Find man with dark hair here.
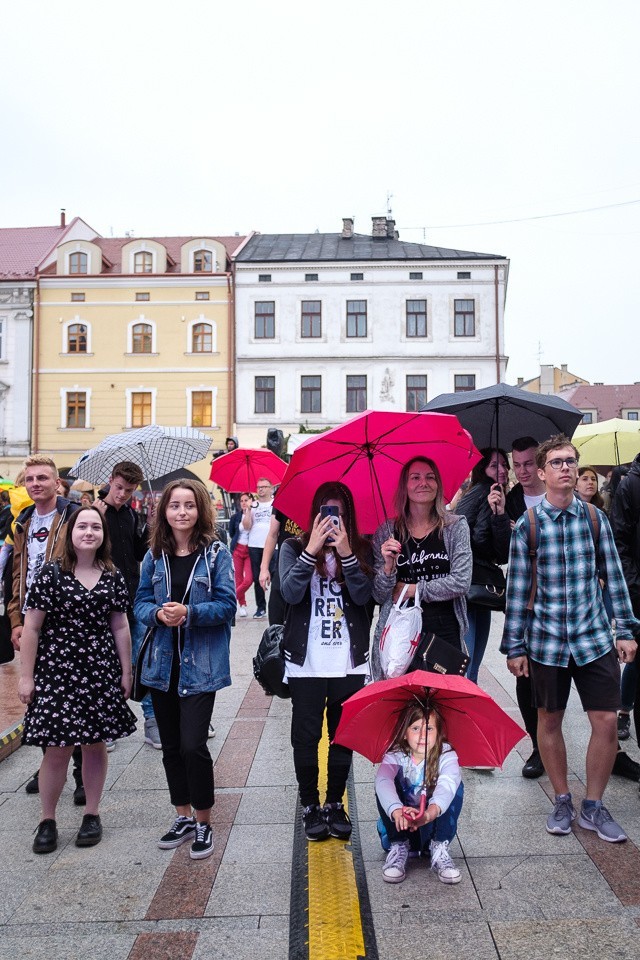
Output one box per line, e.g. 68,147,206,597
502,435,639,842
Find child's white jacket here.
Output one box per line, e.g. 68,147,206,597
375,744,461,818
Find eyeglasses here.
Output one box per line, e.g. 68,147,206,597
545,457,579,470
257,485,272,491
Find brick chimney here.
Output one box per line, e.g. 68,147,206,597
517,377,524,386
371,216,387,238
341,217,354,239
60,208,66,228
386,218,398,239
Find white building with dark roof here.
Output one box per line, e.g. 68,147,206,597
233,216,509,446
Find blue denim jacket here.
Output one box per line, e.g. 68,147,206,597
134,542,236,696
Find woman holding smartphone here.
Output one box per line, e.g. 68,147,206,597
279,481,374,843
455,449,512,683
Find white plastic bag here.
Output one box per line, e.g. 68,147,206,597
379,585,423,679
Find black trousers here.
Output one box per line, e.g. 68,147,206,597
288,674,365,808
151,685,216,811
248,547,266,612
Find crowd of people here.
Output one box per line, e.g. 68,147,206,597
1,432,639,888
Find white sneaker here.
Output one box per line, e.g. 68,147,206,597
237,606,248,618
207,723,215,739
106,740,116,753
382,840,410,883
144,717,162,749
429,839,461,884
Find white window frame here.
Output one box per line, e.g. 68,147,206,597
186,386,217,429
187,316,217,354
128,245,157,274
0,316,5,361
62,316,92,354
127,316,157,354
126,387,157,428
60,386,92,429
66,247,91,275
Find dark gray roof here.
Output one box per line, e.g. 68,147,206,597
235,233,505,263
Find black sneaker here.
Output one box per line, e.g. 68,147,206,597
158,815,197,849
253,609,266,620
25,771,40,795
190,822,214,860
617,713,631,741
323,802,352,840
302,803,330,841
75,814,102,847
612,750,640,782
32,818,58,854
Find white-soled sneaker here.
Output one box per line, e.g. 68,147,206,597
382,840,410,883
158,815,197,849
237,606,248,618
144,717,163,749
429,839,461,884
190,822,214,860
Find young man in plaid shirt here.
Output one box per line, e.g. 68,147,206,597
501,435,639,842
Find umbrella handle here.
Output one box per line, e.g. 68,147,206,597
402,792,427,821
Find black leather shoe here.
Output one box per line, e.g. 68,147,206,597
522,748,545,779
25,771,40,795
73,783,86,806
33,819,58,854
612,750,640,782
75,814,102,847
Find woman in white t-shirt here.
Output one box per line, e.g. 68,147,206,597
279,481,374,844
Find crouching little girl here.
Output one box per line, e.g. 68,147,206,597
375,702,463,884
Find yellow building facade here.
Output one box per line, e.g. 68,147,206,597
34,234,244,485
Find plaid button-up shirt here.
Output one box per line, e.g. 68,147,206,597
501,496,639,666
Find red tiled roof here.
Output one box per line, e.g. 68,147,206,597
0,225,70,280
559,383,640,419
55,236,247,275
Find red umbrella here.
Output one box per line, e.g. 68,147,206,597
273,410,480,535
334,670,525,769
209,448,287,492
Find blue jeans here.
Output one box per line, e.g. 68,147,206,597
620,659,637,713
130,615,154,720
464,603,492,684
377,782,464,851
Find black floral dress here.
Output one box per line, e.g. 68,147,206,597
22,563,137,747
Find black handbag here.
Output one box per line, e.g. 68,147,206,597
409,631,470,676
468,560,507,611
253,624,291,699
131,626,155,702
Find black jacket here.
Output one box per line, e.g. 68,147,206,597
456,482,511,567
505,483,527,523
610,453,640,619
102,502,148,602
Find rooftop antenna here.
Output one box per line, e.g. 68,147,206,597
386,191,394,219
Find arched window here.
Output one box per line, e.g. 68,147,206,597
193,249,213,273
192,322,213,353
132,322,153,354
69,252,88,275
134,251,153,273
67,323,88,353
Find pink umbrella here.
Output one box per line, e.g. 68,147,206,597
209,448,287,492
273,410,480,534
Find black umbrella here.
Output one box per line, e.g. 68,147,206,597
422,383,583,452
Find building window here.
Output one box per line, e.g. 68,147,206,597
406,300,427,338
67,323,88,353
192,322,212,353
195,291,210,300
457,271,471,280
258,274,272,282
191,391,212,427
581,412,593,424
409,271,423,280
131,391,153,427
136,292,150,302
132,323,153,354
255,376,275,414
406,375,428,412
255,301,275,338
305,273,319,282
69,252,88,275
346,375,367,413
346,300,367,337
454,374,476,393
66,391,87,428
301,301,322,338
134,251,153,274
454,299,475,337
627,411,639,421
350,272,364,281
301,376,321,413
71,292,85,302
194,249,213,272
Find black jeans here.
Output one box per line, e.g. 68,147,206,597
288,674,366,808
248,546,266,612
151,685,216,811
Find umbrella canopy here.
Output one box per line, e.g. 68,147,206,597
334,670,525,768
68,425,212,486
572,417,640,466
273,410,480,535
209,448,287,492
423,383,583,451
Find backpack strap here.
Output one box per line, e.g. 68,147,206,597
581,500,602,576
524,507,540,612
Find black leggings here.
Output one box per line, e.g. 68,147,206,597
151,685,216,811
288,674,365,808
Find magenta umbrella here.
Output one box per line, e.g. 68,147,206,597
209,448,287,492
273,410,480,534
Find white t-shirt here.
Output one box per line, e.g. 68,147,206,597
247,500,273,549
25,507,57,596
286,553,367,679
524,492,545,509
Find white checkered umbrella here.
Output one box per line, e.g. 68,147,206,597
68,426,212,486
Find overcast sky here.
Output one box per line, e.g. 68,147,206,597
2,0,638,386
